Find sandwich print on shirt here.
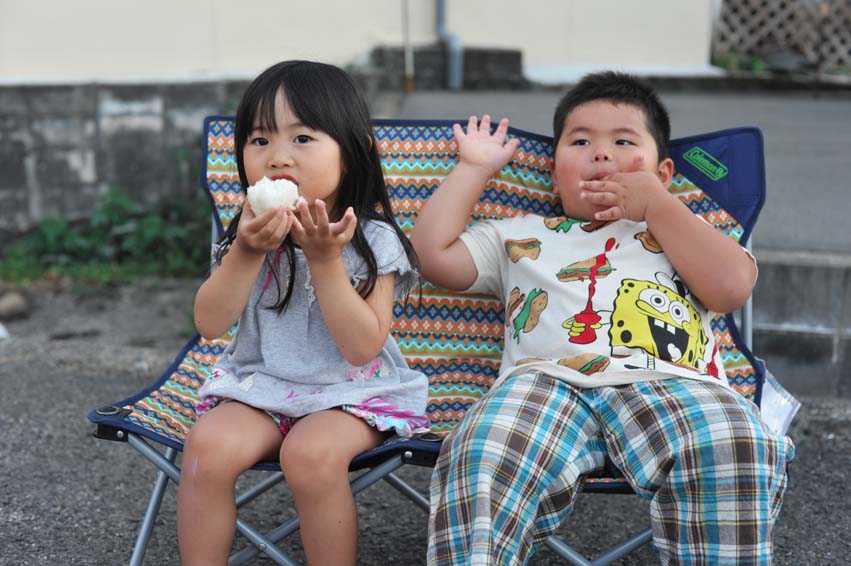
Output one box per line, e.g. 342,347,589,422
464,213,727,387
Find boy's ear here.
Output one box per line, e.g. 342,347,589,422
656,157,674,187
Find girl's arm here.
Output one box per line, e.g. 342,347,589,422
410,115,520,291
291,200,394,366
194,206,293,339
309,257,397,367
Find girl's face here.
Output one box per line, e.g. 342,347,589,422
242,90,344,216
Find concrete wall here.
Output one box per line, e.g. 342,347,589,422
0,0,714,85
754,252,851,398
0,81,248,239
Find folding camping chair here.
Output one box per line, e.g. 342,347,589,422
89,116,767,566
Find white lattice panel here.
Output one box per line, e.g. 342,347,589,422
715,0,851,73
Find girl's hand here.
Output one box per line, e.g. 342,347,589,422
291,199,357,263
454,115,520,176
235,203,293,254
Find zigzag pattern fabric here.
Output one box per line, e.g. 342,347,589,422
118,118,758,444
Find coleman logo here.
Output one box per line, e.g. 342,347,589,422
683,146,728,181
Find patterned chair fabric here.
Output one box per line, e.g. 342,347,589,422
86,118,767,566
96,117,766,452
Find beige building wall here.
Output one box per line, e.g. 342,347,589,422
0,0,436,83
0,0,715,84
449,0,718,83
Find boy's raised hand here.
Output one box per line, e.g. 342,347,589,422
454,115,520,175
290,198,357,263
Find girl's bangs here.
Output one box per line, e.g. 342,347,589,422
251,88,281,134
249,84,323,137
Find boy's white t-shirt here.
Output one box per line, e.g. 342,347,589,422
459,213,742,389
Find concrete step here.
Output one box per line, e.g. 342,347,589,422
752,249,851,398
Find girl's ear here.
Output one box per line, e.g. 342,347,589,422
656,157,674,187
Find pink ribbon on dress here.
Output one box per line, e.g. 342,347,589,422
261,246,285,291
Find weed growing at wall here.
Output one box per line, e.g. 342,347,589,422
0,188,212,284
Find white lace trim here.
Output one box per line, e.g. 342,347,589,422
304,264,316,306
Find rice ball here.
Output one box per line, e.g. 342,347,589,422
246,176,302,215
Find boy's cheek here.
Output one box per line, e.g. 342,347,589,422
626,155,646,172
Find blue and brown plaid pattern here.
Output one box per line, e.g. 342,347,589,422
428,373,793,566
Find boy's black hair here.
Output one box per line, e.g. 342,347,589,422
217,60,419,312
552,71,671,161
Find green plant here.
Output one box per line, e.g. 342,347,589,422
750,57,767,73
0,187,212,284
712,49,740,72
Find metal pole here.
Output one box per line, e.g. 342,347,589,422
742,239,753,350
402,0,414,93
128,443,177,566
436,0,463,90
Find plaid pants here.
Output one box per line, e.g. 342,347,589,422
427,372,794,566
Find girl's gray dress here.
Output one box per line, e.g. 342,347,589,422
197,220,429,432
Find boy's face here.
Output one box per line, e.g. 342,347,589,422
552,100,672,221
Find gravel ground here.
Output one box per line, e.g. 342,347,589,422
0,278,849,565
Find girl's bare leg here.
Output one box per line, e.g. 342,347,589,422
177,402,282,566
279,410,384,566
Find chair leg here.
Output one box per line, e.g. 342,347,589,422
236,472,284,508
384,472,430,511
544,526,653,566
126,434,296,566
229,455,407,565
128,444,177,566
233,519,300,566
590,527,652,565
544,536,595,566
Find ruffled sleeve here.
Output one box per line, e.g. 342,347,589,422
209,242,227,272
348,220,419,300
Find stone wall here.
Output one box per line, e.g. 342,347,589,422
753,252,851,398
0,46,526,245
370,45,528,91
0,80,249,244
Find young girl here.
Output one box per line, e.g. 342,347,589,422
177,60,429,566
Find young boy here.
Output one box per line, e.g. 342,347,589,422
411,72,793,566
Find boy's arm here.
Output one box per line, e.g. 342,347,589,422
581,167,756,313
643,193,756,313
410,116,520,291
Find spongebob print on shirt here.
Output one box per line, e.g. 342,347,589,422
609,273,708,370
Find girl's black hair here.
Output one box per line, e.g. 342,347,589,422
215,60,419,312
552,71,671,161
